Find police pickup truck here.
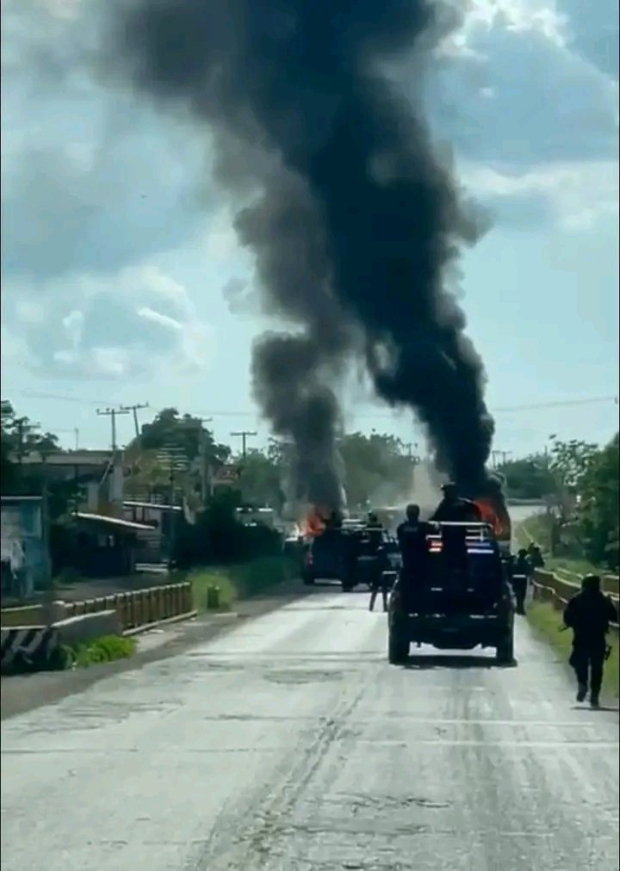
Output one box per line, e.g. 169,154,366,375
387,522,514,665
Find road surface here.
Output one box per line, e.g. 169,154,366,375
2,588,618,871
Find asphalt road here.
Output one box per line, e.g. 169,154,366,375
2,587,618,871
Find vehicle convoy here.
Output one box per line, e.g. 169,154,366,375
387,522,515,665
302,522,400,591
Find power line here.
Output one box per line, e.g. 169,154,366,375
6,388,619,419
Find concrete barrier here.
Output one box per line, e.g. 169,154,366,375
54,611,122,647
0,604,46,628
1,626,57,671
2,581,194,632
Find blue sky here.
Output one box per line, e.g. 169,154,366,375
1,0,618,457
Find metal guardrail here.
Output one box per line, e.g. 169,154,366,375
1,582,194,632
531,569,618,634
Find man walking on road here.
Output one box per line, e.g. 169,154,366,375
510,548,532,615
563,574,618,708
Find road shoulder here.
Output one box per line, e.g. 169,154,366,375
0,579,311,721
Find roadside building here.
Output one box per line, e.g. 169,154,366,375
0,496,49,601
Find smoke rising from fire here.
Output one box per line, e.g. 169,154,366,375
107,0,495,501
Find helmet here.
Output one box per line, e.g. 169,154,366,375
582,573,601,592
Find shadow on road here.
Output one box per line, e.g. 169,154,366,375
402,654,518,670
571,704,619,714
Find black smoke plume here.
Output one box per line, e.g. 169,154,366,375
107,0,495,500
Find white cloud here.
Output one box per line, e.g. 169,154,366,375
2,264,214,381
14,298,45,325
442,0,569,57
0,324,34,369
62,309,84,346
137,307,183,331
461,160,619,229
90,346,129,377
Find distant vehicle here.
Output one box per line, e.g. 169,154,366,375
387,522,514,665
303,523,401,592
235,506,275,528
302,526,352,589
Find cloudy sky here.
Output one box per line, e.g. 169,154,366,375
1,0,618,456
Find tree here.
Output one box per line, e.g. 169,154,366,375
339,431,415,509
497,454,556,500
138,407,229,466
236,448,283,509
123,407,231,507
577,434,619,570
548,438,599,491
543,438,599,556
1,400,63,495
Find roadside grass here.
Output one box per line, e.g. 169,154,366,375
516,519,618,589
189,554,299,612
526,600,619,700
58,635,136,670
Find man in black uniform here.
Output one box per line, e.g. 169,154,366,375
395,504,431,608
366,513,389,611
430,483,483,523
564,574,618,708
510,548,532,615
397,504,430,575
527,542,545,569
430,484,482,580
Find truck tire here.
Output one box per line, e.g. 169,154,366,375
496,630,514,664
388,633,409,665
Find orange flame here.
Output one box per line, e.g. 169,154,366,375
301,506,328,537
474,498,508,538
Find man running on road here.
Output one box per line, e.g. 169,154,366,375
564,574,618,708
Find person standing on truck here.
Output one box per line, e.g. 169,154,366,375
563,574,618,708
430,484,481,579
397,504,431,580
431,483,483,523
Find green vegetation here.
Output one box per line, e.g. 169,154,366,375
526,601,618,700
1,399,81,516
56,635,136,670
190,555,299,612
510,436,619,573
498,454,557,501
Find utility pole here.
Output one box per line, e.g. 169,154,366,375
491,450,512,469
230,430,257,459
97,407,130,453
14,416,40,465
120,403,149,439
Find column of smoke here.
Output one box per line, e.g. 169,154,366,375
107,0,495,505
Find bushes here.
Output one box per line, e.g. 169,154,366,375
58,635,136,669
190,555,298,612
173,490,284,569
